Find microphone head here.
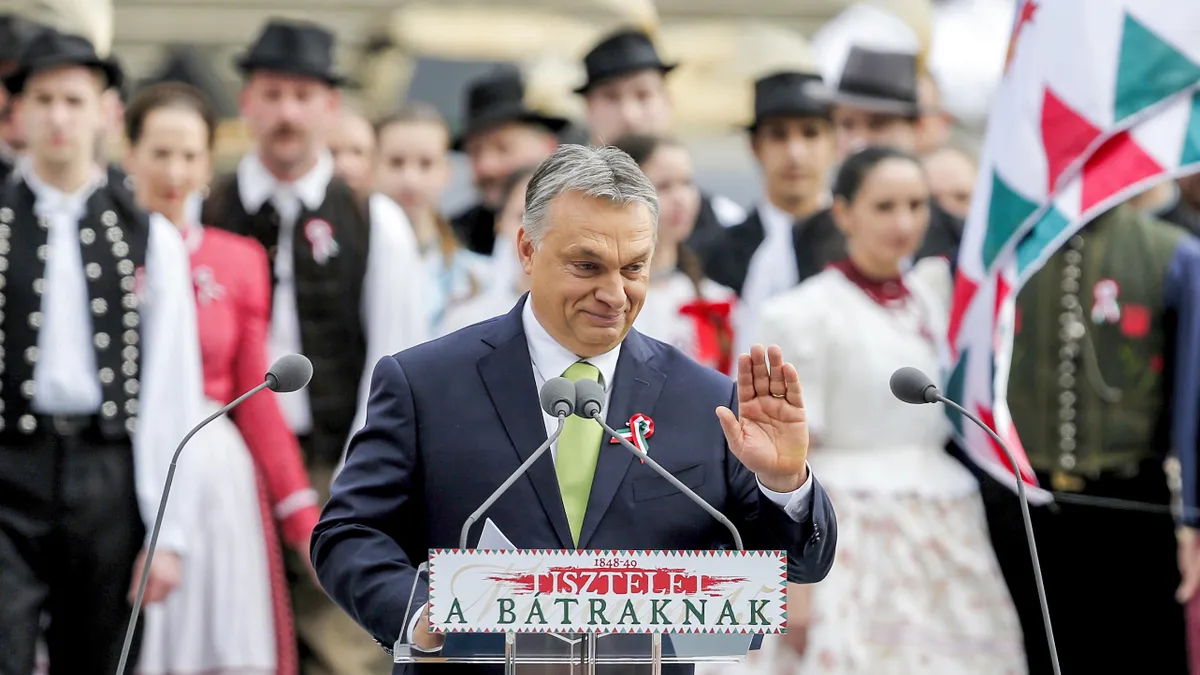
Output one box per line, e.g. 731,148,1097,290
539,377,576,418
266,354,314,393
573,378,605,419
889,366,940,405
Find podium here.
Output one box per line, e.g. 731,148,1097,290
395,548,786,673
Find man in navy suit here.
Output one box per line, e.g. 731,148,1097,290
312,144,837,671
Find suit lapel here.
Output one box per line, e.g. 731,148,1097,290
477,298,573,549
577,329,666,549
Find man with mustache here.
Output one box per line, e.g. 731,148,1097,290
449,66,567,255
201,18,428,675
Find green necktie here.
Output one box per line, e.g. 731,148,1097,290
556,361,603,546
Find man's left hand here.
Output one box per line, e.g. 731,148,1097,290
716,344,809,492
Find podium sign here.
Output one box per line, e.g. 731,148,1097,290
427,549,787,635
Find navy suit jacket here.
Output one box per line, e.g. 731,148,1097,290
312,297,837,673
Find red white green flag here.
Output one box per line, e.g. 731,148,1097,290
946,0,1200,499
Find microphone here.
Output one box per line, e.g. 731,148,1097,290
889,367,1061,675
266,352,315,393
115,354,314,675
457,376,576,549
573,379,746,551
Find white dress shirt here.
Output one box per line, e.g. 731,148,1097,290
22,161,205,553
235,152,429,445
406,297,815,648
709,193,748,228
734,200,802,359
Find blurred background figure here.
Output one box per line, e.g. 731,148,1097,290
124,80,318,675
450,66,565,255
1156,174,1200,237
0,28,205,675
616,132,736,374
916,72,953,154
922,143,976,220
436,163,536,336
327,102,375,199
200,18,424,675
576,28,745,246
374,103,491,332
701,71,836,358
0,13,47,175
820,46,963,263
756,147,1023,673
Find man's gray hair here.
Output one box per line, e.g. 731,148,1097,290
522,144,659,247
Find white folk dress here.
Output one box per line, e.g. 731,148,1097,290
723,258,1026,675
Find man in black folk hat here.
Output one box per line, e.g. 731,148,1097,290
576,27,746,248
449,66,566,255
201,18,426,675
0,30,206,675
698,71,837,356
822,46,964,262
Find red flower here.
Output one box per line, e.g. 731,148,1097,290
1150,355,1164,373
1120,304,1151,338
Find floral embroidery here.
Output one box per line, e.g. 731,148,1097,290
193,265,225,306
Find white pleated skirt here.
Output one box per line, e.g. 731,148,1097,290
136,400,276,675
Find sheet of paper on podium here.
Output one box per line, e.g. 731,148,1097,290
479,518,515,550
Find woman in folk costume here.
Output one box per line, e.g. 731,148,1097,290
123,83,319,675
754,147,1024,673
374,103,491,331
613,134,737,374
435,164,537,336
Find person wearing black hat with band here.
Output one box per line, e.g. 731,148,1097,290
0,29,206,675
824,46,963,263
449,66,566,256
698,71,838,357
200,18,425,675
576,28,746,248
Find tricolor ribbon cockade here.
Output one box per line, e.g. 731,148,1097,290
610,413,654,462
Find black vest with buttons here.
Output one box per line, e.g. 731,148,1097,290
203,173,369,464
0,176,149,442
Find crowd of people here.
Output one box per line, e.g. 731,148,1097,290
0,6,1199,675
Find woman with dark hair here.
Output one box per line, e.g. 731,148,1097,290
123,82,317,675
614,134,736,374
753,147,1024,673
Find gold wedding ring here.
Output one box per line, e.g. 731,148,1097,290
771,393,786,398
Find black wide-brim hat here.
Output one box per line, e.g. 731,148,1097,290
235,19,347,87
832,46,920,118
3,30,123,96
745,71,833,132
0,14,51,65
452,67,570,151
574,28,677,95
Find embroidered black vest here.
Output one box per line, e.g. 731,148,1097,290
203,173,370,464
0,177,149,442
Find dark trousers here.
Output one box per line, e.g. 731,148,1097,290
980,460,1186,675
291,437,392,675
0,419,145,675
